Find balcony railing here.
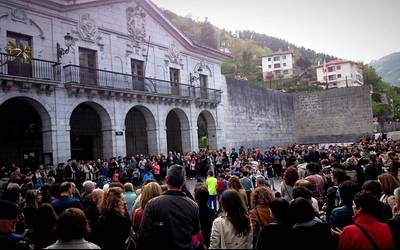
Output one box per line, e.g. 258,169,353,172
63,64,221,102
0,53,61,81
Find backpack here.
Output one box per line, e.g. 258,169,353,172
217,179,227,194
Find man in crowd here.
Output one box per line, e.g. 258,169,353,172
51,182,82,215
137,165,200,249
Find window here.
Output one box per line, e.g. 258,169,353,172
79,47,97,85
337,74,342,79
268,57,271,61
328,75,336,81
282,55,286,59
6,31,32,77
273,56,280,61
268,65,271,69
328,66,335,72
336,65,341,70
283,63,287,67
275,70,281,74
274,63,281,69
199,74,208,99
169,68,180,95
283,70,289,74
131,59,145,90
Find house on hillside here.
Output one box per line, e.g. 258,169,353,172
261,51,294,81
316,60,364,88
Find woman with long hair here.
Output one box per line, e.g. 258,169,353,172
132,182,162,233
210,189,252,249
92,187,131,249
378,173,400,210
281,167,299,202
228,176,248,208
249,187,274,246
23,189,41,229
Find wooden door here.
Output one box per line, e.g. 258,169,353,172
79,48,97,85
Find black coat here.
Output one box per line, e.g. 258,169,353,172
137,191,200,250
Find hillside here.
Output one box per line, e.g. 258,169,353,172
159,7,400,118
370,52,400,87
160,9,335,85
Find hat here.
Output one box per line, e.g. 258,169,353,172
0,200,18,219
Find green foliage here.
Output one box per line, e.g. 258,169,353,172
221,61,236,75
199,18,218,49
6,42,32,62
372,101,384,117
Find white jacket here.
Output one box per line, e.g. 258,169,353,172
209,215,252,249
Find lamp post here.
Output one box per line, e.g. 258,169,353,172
56,33,74,63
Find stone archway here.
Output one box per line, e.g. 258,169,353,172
0,97,52,169
166,108,191,153
69,102,113,160
197,110,217,150
125,105,157,156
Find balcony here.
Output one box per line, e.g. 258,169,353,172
0,53,60,93
63,64,221,106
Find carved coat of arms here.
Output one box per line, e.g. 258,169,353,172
78,14,98,42
126,6,146,43
166,42,181,64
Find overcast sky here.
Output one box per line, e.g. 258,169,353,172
152,0,400,63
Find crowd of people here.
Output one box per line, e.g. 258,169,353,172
0,135,400,249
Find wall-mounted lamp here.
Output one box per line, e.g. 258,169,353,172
57,33,75,63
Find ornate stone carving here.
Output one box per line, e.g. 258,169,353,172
11,8,27,23
77,14,98,42
126,6,146,44
166,42,182,64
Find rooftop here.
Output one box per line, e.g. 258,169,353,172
262,51,293,58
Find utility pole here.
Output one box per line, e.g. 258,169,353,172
346,76,348,88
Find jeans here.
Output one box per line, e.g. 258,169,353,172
208,195,217,212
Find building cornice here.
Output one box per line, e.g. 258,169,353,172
18,0,231,61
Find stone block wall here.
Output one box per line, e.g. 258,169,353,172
223,78,373,147
293,85,373,144
223,78,295,149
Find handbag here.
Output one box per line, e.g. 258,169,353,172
124,228,137,250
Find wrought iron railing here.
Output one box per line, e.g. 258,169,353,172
0,53,61,81
63,64,222,102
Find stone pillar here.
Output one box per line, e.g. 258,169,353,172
147,128,159,154
181,127,192,153
56,125,72,163
102,129,114,159
42,128,57,164
159,126,168,155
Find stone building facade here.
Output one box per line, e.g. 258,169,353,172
0,0,373,167
0,0,229,166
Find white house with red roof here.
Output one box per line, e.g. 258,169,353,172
261,51,294,81
316,59,364,88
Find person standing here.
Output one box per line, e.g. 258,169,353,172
209,189,252,249
50,182,82,215
206,170,218,212
137,165,200,250
336,191,395,249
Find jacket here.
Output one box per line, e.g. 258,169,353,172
338,214,395,249
209,215,252,249
249,205,273,244
137,190,200,250
288,218,334,250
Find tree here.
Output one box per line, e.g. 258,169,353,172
199,18,218,49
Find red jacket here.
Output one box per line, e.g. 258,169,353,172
338,214,395,249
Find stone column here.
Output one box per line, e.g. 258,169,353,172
147,128,159,154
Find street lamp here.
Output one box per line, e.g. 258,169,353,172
57,33,74,63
